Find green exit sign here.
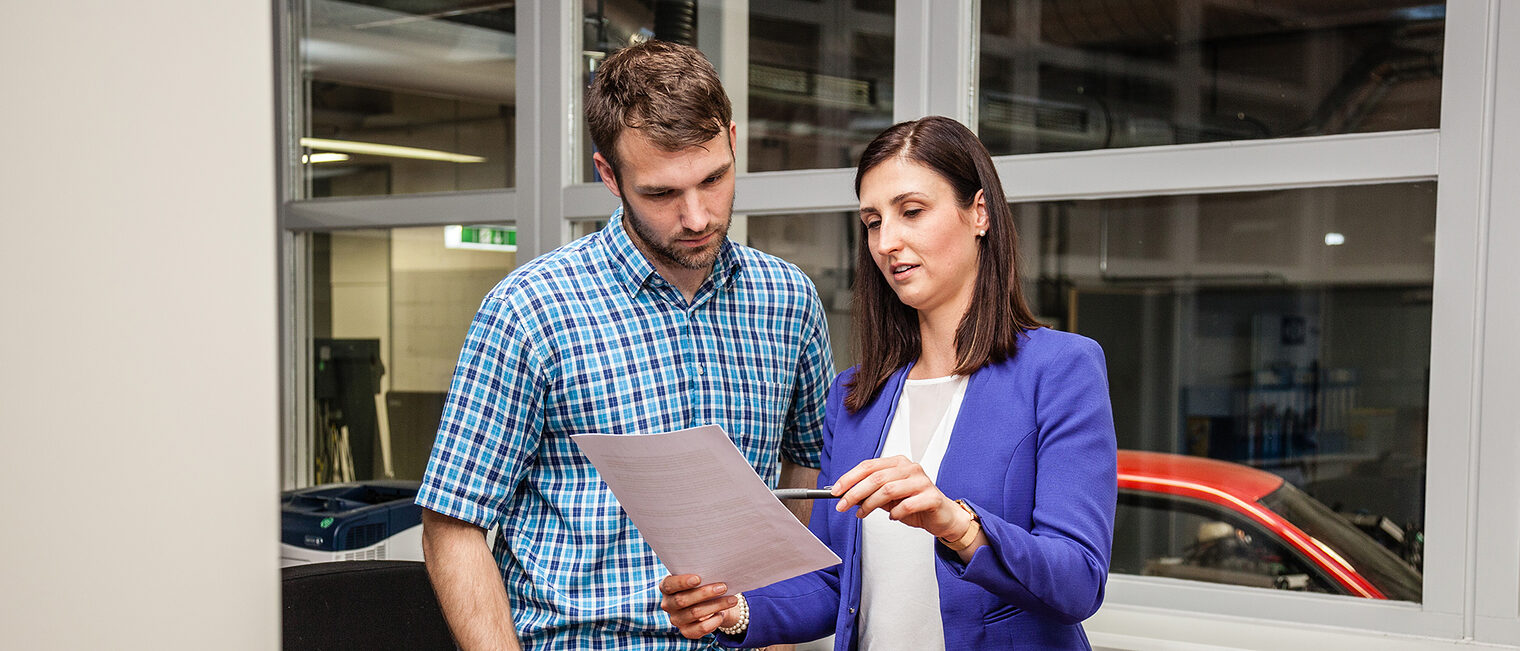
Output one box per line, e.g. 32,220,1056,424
445,225,516,252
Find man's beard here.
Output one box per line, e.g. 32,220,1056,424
622,200,732,270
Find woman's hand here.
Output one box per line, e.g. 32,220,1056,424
832,455,972,541
658,574,740,639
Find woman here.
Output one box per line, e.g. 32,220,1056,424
659,116,1117,649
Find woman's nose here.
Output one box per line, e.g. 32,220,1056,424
874,219,903,256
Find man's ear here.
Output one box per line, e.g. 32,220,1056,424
727,121,739,159
592,151,622,198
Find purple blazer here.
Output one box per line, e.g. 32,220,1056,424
718,327,1117,650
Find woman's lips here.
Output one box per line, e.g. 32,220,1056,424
890,263,919,280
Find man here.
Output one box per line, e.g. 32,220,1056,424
416,40,834,650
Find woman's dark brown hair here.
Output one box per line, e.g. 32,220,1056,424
845,116,1042,412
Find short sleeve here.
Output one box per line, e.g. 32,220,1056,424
415,294,548,529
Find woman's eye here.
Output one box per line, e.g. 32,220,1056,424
864,220,880,230
904,208,923,217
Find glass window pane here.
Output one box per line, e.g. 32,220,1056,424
1027,182,1433,600
748,0,895,171
301,0,516,198
579,0,718,184
746,212,859,367
747,185,1432,602
308,225,519,482
978,2,1445,155
1114,492,1340,594
577,0,893,183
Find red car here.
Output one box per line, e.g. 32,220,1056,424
1114,450,1422,601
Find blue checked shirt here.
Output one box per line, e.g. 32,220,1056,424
417,210,834,650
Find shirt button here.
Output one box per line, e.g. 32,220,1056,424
697,364,705,375
849,607,856,614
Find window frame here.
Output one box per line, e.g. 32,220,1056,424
275,0,1520,645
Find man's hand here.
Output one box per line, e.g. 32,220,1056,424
658,574,740,640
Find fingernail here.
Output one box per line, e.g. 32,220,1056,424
713,583,728,595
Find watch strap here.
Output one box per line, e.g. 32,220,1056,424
939,499,981,551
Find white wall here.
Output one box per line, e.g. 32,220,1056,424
330,230,392,394
0,3,279,649
388,227,517,392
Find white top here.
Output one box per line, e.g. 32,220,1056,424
857,374,969,651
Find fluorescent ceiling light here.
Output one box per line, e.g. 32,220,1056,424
1324,232,1346,246
302,152,351,164
300,137,486,163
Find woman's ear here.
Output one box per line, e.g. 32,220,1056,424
973,189,990,232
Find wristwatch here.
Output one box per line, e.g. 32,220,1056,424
939,499,982,551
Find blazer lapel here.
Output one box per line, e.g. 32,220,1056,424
867,363,914,459
934,369,984,498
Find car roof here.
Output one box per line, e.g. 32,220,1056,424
1116,450,1386,599
1112,450,1386,596
1117,449,1286,503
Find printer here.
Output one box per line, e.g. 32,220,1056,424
281,480,424,567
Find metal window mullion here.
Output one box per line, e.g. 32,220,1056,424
1104,575,1454,639
1424,0,1498,637
993,130,1438,203
697,0,750,175
519,0,577,260
698,0,752,244
734,168,858,216
895,0,927,119
895,0,977,126
1467,0,1520,643
564,183,619,220
584,130,1440,219
281,230,312,490
277,0,311,489
285,189,517,231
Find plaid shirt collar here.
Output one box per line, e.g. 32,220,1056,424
602,207,742,300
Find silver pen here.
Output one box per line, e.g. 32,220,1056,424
771,486,836,500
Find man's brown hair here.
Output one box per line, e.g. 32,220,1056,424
586,40,733,180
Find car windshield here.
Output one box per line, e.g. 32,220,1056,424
1259,482,1422,602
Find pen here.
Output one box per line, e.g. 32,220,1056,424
771,487,836,500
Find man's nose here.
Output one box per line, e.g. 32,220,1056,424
680,192,711,233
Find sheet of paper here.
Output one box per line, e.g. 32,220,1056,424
571,424,841,595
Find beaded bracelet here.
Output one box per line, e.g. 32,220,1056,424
717,593,749,636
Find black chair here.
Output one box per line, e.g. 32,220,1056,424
282,560,457,650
